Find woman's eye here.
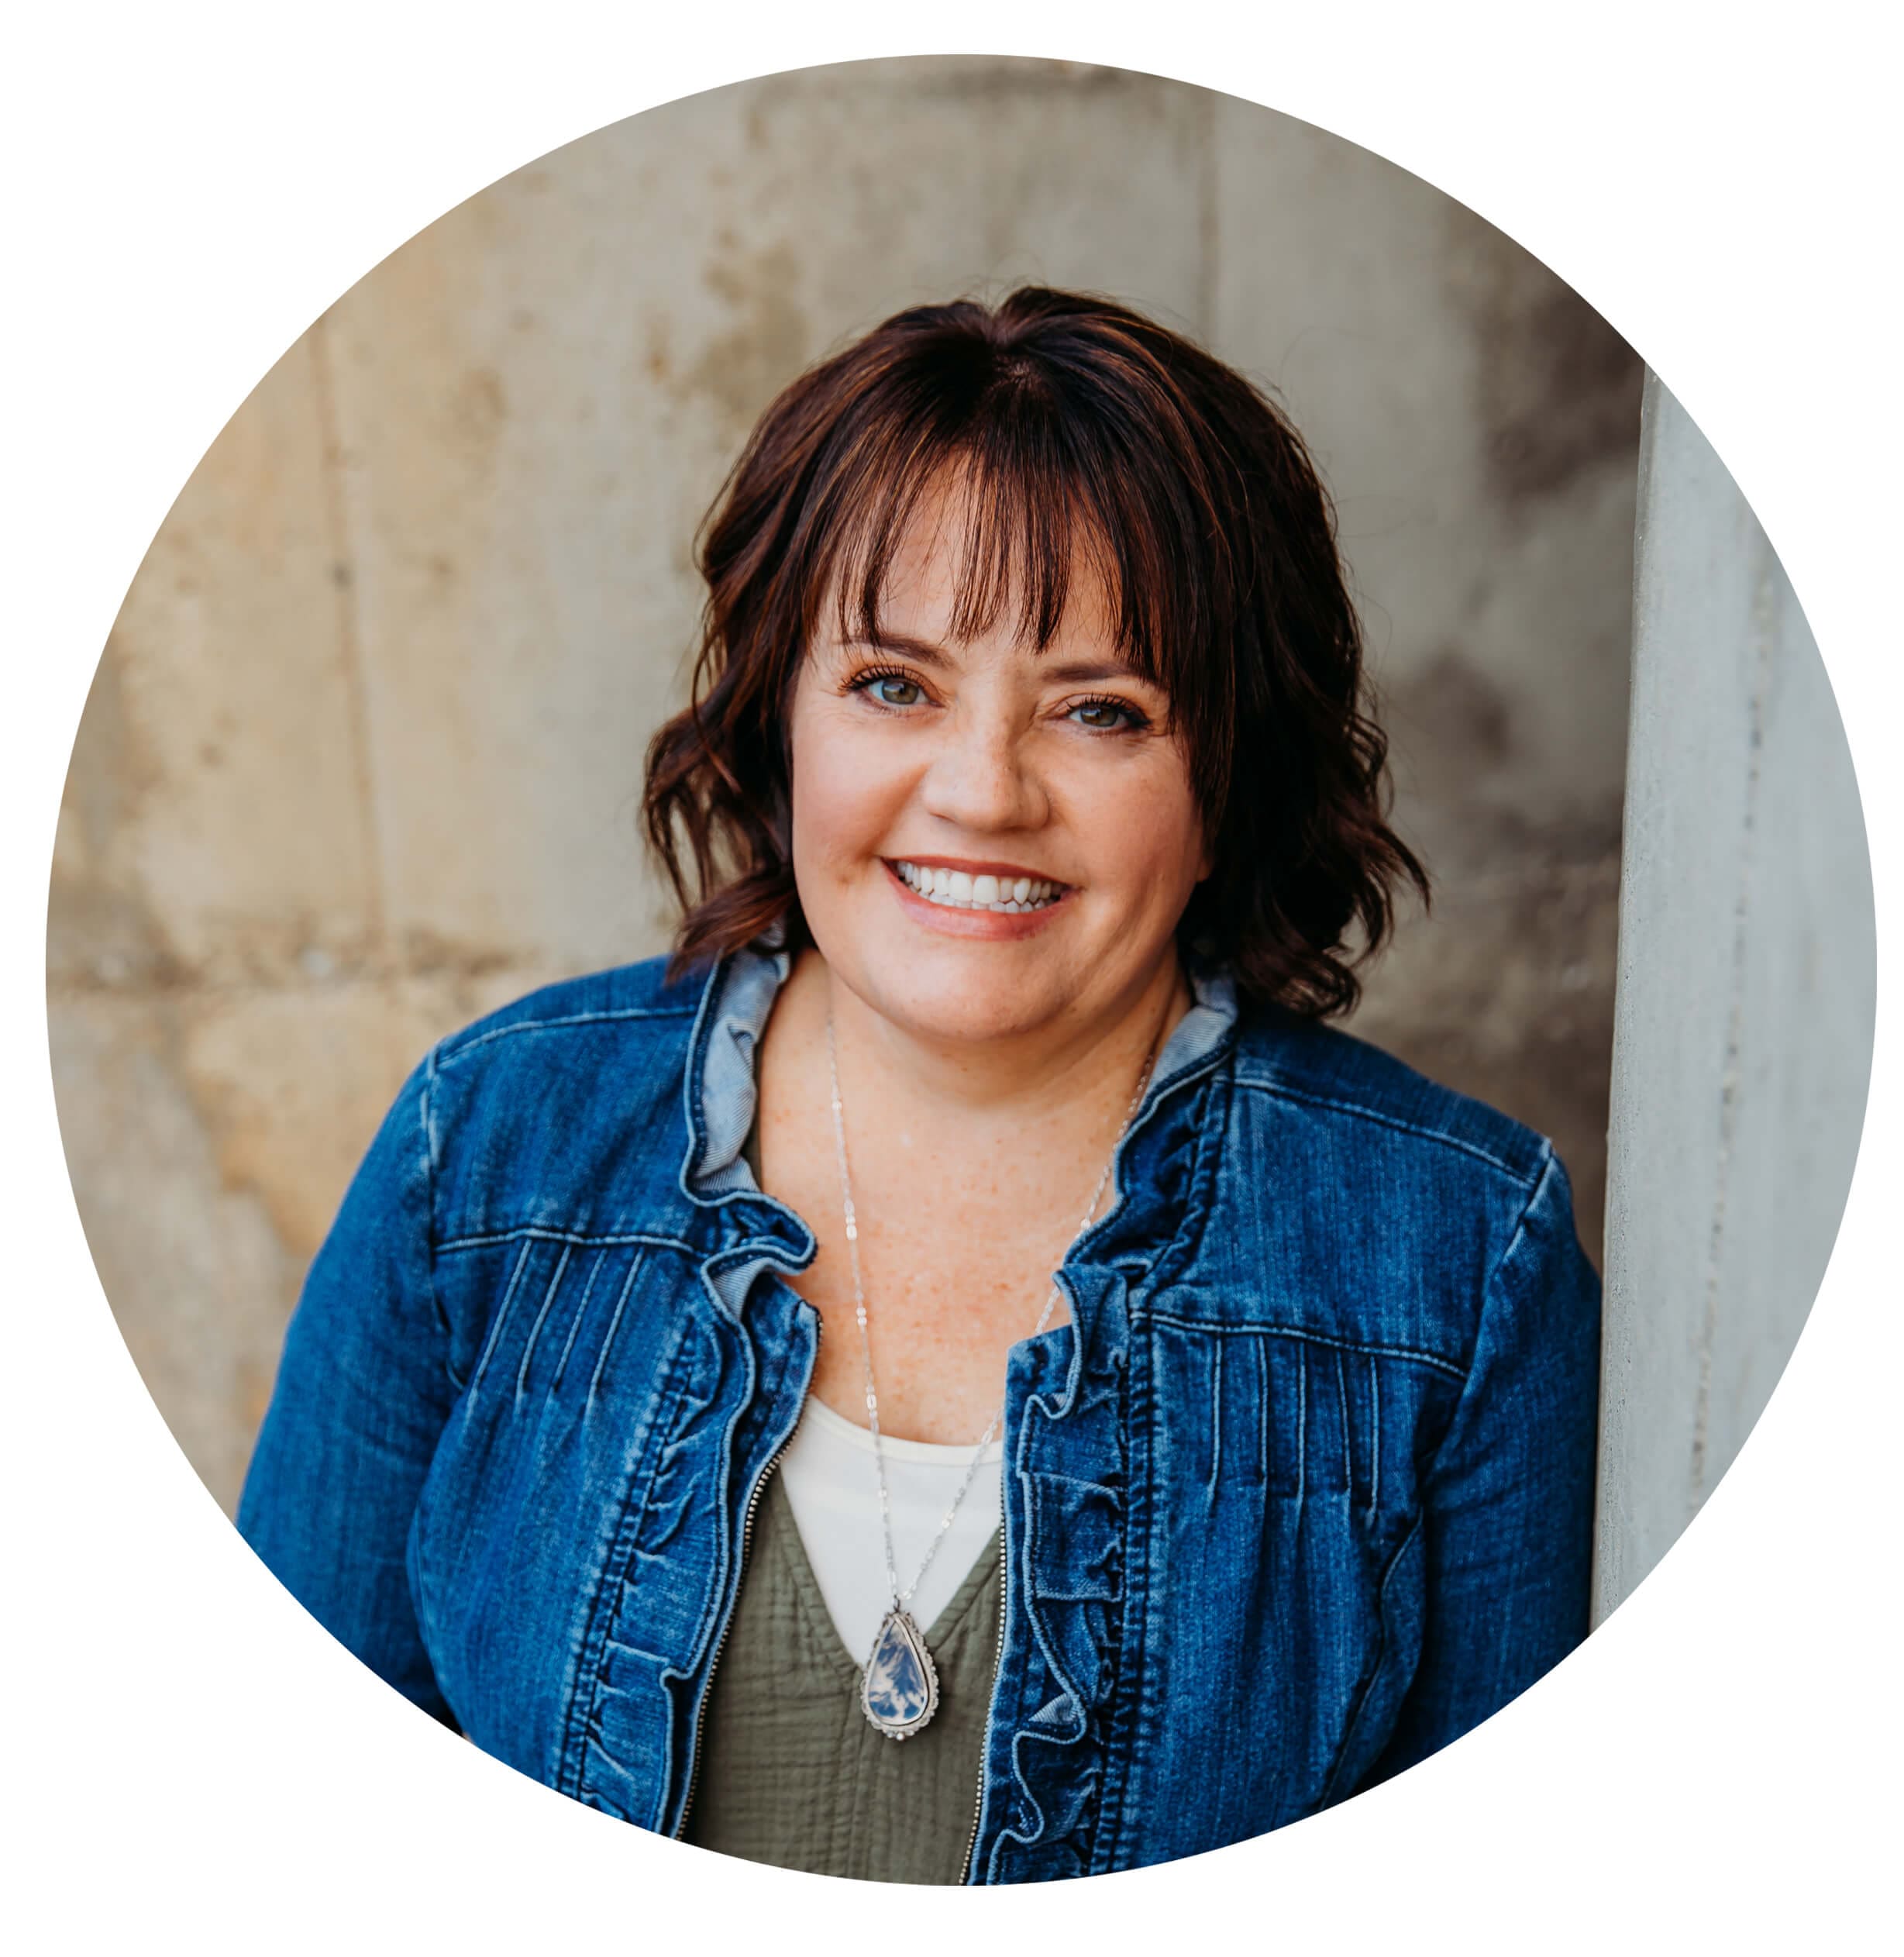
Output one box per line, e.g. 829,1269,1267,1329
1069,698,1139,731
862,674,924,707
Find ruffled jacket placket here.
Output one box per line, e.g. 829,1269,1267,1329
973,991,1237,1881
628,940,1244,1877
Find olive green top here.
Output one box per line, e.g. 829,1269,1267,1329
682,1473,1002,1882
680,1113,1003,1883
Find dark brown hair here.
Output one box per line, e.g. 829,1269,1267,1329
642,285,1427,1017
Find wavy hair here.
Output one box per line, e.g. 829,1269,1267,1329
642,285,1427,1017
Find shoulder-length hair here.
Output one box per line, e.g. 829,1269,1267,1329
642,284,1427,1018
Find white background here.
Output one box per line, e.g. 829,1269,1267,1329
5,3,1896,1948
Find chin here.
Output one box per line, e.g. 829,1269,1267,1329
884,988,1056,1047
853,935,1067,1042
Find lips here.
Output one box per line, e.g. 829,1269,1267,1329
888,859,1067,914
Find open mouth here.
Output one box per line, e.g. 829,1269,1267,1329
887,860,1070,915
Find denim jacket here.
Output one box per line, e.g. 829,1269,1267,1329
237,936,1602,1880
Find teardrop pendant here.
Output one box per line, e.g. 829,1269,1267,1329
860,1607,940,1740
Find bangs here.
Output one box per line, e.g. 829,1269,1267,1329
799,364,1212,717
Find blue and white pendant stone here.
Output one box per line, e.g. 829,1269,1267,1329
861,1608,940,1739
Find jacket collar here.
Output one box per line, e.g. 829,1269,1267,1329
675,921,813,1261
1070,949,1238,1273
676,925,1241,1266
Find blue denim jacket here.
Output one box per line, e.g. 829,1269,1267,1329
237,936,1601,1879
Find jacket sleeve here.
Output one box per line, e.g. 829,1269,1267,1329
1365,1141,1603,1783
235,1046,460,1724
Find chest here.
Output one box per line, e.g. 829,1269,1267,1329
753,1102,1114,1443
408,1237,1447,1871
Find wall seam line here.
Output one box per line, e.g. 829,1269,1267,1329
1687,528,1778,1506
309,313,396,1067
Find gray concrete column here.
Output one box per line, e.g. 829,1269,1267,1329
1592,374,1875,1623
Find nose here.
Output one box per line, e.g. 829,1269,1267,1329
916,700,1048,834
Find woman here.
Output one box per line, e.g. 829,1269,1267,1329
238,286,1602,1883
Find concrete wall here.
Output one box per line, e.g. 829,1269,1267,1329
46,57,1641,1514
1592,377,1875,1622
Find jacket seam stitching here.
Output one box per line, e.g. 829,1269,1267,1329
1134,1313,1466,1382
418,1041,451,1356
1456,1139,1558,1392
437,1226,696,1255
1481,1139,1559,1302
467,1236,535,1393
436,1003,697,1065
666,1294,807,1838
1230,1072,1543,1181
1094,1326,1152,1875
1320,1512,1424,1807
1422,1139,1560,1492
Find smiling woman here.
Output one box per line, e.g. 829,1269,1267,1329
236,287,1601,1883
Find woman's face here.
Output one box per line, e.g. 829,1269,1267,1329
787,484,1212,1050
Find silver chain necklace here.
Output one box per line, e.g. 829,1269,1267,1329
824,1011,1162,1740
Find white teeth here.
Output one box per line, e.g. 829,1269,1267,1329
893,862,1065,912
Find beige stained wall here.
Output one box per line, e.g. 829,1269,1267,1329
47,57,1642,1514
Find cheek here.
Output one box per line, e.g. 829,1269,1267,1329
1086,760,1206,891
789,703,902,867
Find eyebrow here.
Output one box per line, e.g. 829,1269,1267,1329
842,629,1151,690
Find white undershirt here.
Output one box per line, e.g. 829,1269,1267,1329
776,1393,1004,1666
